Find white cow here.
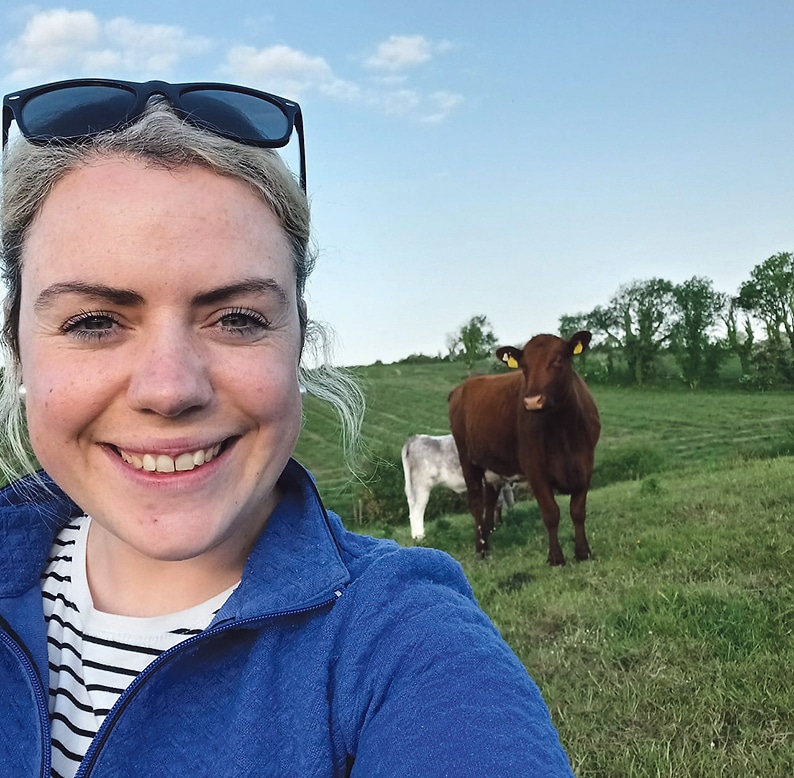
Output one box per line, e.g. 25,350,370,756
401,434,516,540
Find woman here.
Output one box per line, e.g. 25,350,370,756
0,78,574,777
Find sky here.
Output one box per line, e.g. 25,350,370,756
2,2,794,366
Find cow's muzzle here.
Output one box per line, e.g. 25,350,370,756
524,394,545,411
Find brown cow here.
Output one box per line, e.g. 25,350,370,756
448,331,600,563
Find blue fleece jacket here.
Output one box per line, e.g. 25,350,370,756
0,458,575,777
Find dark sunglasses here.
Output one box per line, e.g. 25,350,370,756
2,78,306,190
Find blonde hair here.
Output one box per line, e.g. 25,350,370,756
0,100,363,484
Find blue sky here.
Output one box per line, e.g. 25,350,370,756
3,2,794,366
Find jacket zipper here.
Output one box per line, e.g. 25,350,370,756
75,591,343,777
0,620,52,778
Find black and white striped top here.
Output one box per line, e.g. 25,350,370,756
41,516,236,778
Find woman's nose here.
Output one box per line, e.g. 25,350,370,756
126,330,213,417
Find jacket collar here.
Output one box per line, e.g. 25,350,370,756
0,460,350,617
0,473,82,597
213,458,351,623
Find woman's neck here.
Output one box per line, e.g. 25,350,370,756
84,520,248,617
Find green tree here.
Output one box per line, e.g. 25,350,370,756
446,315,498,371
737,251,794,382
587,278,675,386
737,252,794,349
723,297,755,378
558,313,591,339
670,276,727,388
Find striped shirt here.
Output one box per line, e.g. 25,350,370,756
41,515,236,778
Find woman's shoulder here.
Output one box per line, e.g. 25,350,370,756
323,511,516,659
326,510,475,604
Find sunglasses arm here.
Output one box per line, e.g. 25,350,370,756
295,111,307,192
2,104,13,148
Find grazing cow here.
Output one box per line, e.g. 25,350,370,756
448,331,600,563
401,434,516,540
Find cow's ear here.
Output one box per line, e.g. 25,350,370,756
496,346,522,369
568,331,592,356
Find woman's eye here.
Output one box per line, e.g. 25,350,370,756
61,312,120,340
218,309,270,335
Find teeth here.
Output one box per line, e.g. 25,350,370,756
175,453,196,472
119,444,221,473
156,455,175,473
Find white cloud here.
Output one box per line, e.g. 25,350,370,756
224,44,359,101
422,90,465,124
375,88,421,116
357,35,461,121
370,87,463,124
3,9,212,86
365,35,430,71
225,42,462,123
104,17,212,72
364,35,453,72
4,9,99,77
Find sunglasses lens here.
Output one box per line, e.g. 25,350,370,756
19,84,137,140
180,89,292,146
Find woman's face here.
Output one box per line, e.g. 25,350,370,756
17,158,304,568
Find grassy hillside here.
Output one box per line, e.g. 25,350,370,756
295,362,794,776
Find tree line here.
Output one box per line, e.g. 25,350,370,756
438,251,794,389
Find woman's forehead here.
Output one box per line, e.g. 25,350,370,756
21,158,295,292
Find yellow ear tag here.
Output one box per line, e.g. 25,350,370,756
573,341,583,355
505,355,519,369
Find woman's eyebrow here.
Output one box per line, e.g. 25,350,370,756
33,278,289,312
35,282,144,311
191,278,289,307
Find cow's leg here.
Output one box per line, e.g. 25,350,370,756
461,465,488,557
483,482,500,537
494,495,504,528
570,490,592,561
534,482,565,566
407,484,430,540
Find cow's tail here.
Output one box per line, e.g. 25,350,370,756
400,438,415,504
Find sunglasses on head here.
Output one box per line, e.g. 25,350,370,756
2,78,307,190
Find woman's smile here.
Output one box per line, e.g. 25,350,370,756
115,443,223,473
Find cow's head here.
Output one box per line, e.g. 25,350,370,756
496,330,592,412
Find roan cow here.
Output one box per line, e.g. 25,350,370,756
448,331,600,563
401,434,515,541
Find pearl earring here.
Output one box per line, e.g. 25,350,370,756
18,384,26,398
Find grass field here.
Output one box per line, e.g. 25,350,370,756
295,363,794,777
295,360,794,515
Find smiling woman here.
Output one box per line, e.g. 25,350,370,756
0,79,575,777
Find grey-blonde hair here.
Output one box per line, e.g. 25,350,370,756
0,100,363,484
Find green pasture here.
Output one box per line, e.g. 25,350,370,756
295,360,794,515
295,363,794,777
